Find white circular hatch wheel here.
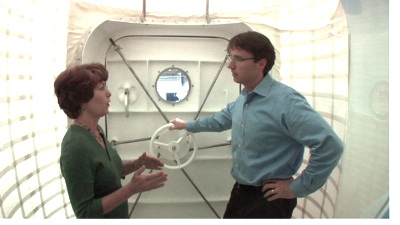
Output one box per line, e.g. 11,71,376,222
150,123,198,169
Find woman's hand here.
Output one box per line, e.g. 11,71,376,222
136,152,164,170
102,163,168,214
128,165,168,194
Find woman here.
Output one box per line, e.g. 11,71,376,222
54,63,168,218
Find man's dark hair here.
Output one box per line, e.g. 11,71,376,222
228,31,276,75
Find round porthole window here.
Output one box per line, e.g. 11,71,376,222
155,67,191,103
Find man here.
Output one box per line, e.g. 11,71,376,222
169,31,343,218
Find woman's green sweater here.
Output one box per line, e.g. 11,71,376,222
60,125,128,218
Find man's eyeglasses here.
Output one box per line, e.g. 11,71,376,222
227,54,255,63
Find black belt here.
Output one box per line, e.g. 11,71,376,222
235,182,262,192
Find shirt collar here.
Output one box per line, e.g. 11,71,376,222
241,74,274,97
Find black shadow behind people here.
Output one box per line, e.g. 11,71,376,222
169,31,344,218
54,63,168,218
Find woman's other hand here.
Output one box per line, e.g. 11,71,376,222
129,165,168,194
136,152,164,170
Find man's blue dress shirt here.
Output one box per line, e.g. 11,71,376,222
186,75,343,197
